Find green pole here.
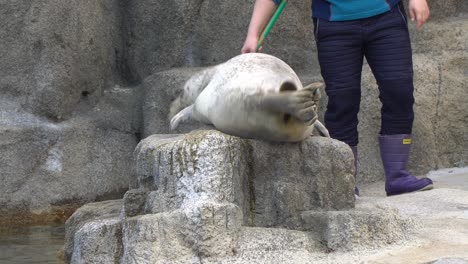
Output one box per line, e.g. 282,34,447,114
256,0,287,51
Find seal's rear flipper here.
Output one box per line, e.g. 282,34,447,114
170,105,194,130
168,67,216,120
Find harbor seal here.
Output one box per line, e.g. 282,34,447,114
169,53,329,142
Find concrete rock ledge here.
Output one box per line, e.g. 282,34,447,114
64,130,417,263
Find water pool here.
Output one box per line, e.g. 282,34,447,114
0,225,65,264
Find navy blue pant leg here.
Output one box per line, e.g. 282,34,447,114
314,19,364,147
314,3,415,146
365,3,415,135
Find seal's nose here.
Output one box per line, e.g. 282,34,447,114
283,113,291,123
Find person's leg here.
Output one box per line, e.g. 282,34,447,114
314,18,364,193
364,3,433,196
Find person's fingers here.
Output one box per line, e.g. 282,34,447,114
410,2,431,30
422,9,430,25
416,11,424,29
409,8,416,22
241,46,254,53
417,10,429,29
241,37,259,53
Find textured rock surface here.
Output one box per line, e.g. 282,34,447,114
430,258,468,264
124,0,319,81
360,173,468,264
65,183,468,263
124,0,468,81
0,86,140,216
413,0,468,20
64,199,123,262
65,131,419,263
135,131,355,223
0,0,125,120
301,203,415,251
70,217,123,264
0,0,139,216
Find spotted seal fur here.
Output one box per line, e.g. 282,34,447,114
169,53,329,142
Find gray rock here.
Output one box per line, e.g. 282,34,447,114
122,189,148,218
429,258,468,264
112,130,354,262
124,0,468,83
66,130,357,262
410,18,468,54
0,0,124,120
65,173,468,263
64,199,123,262
136,130,354,227
125,0,319,81
0,86,140,214
433,52,468,168
301,199,416,251
121,211,195,264
122,202,242,263
421,0,468,19
70,218,123,264
375,188,468,217
0,0,143,218
203,227,323,264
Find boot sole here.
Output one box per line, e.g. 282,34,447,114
387,183,434,196
417,183,434,192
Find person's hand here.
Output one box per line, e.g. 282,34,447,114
409,0,430,30
241,35,261,53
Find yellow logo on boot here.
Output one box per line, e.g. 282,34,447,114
403,138,412,145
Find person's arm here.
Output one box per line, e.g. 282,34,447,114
241,0,278,53
408,0,430,30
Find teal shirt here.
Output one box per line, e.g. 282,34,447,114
273,0,401,21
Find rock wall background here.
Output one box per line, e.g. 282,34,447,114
1,0,467,218
0,0,139,221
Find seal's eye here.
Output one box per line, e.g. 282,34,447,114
283,114,291,123
279,81,297,92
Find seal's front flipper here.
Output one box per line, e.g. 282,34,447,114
254,89,317,123
170,105,194,130
313,120,330,137
303,82,324,102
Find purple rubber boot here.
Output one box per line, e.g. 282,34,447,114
379,134,433,196
350,145,359,196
